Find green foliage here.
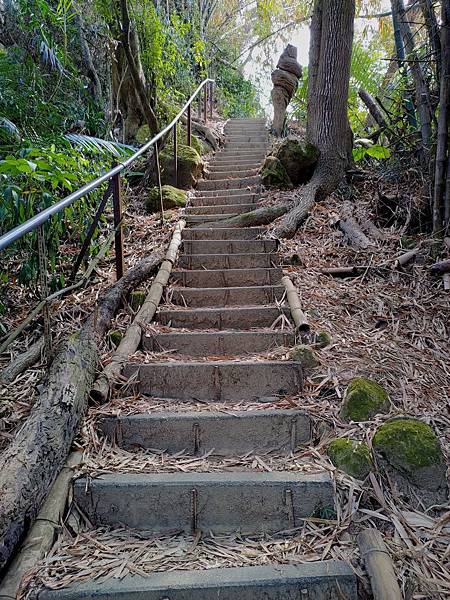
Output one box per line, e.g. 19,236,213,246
353,144,391,162
215,62,262,118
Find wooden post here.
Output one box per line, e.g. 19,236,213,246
357,529,402,600
203,84,208,124
197,94,201,120
187,103,192,147
173,123,178,187
154,141,165,225
111,171,125,280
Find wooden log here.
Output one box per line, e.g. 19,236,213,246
338,216,372,250
0,251,162,572
357,529,402,600
321,266,361,277
394,247,420,269
430,258,450,274
358,88,387,128
281,276,309,332
0,339,44,384
91,221,185,402
0,452,81,599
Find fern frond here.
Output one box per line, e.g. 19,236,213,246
65,134,137,157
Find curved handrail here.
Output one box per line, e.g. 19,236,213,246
0,78,214,252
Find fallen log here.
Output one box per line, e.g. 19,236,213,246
430,258,450,274
357,529,402,600
338,216,372,250
0,251,162,573
281,276,309,332
200,203,291,229
91,220,185,402
0,339,44,384
393,247,420,269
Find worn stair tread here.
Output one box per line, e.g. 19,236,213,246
123,360,302,402
197,175,261,191
99,408,311,453
73,471,332,534
143,330,294,354
186,203,257,215
172,267,283,287
170,285,284,307
182,227,266,240
182,240,277,254
208,169,259,180
178,253,279,270
185,214,239,223
190,195,258,207
195,188,262,197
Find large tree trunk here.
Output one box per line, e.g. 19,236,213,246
274,0,355,238
0,254,161,573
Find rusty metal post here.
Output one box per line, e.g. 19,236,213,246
173,123,178,187
187,103,192,147
209,81,213,120
154,141,165,224
111,170,125,280
203,84,208,124
197,94,202,120
37,225,52,361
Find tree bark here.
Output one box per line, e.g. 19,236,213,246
0,253,161,573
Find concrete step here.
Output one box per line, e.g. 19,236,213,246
182,227,266,240
156,306,290,330
73,471,331,533
143,330,294,355
178,253,278,270
195,188,260,197
170,284,284,307
213,152,266,161
99,408,311,453
224,143,269,151
190,194,258,206
197,175,261,191
171,267,282,287
185,214,237,224
186,203,257,215
39,562,357,600
226,137,268,145
208,168,258,180
123,360,302,401
208,162,261,172
182,239,277,254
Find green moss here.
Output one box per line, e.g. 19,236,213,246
261,156,292,188
160,144,203,188
108,330,123,348
146,185,187,213
314,331,332,348
276,138,319,185
341,377,390,422
130,290,146,312
328,438,372,479
373,419,442,472
135,124,150,145
290,344,319,370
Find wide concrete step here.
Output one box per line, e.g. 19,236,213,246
197,175,261,191
212,154,265,163
143,330,294,355
214,152,266,161
156,306,290,329
226,137,268,145
123,360,302,401
195,188,260,197
208,168,258,180
190,194,258,206
73,471,331,533
186,203,256,215
170,285,284,307
99,408,311,453
185,214,237,224
178,253,278,270
224,143,269,151
182,239,277,254
171,267,282,287
208,163,261,173
182,227,266,240
39,562,357,600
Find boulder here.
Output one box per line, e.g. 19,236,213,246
275,137,319,185
160,144,204,189
340,377,390,422
373,418,446,492
261,156,292,188
328,438,372,479
145,185,187,213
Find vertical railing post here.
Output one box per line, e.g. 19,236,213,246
111,169,125,280
37,225,52,362
187,103,192,147
203,84,208,124
209,81,213,120
154,141,165,224
197,94,202,120
173,123,178,187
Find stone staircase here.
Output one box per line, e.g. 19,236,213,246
39,119,357,599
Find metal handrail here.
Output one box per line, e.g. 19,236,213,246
0,78,214,252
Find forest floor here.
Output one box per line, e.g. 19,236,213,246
11,164,450,599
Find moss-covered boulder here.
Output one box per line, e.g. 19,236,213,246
160,144,203,188
314,331,332,348
261,156,293,188
373,419,446,491
146,185,187,213
275,138,319,185
341,377,390,422
328,438,372,479
290,344,319,371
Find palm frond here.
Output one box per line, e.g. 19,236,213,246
65,134,137,157
38,35,65,74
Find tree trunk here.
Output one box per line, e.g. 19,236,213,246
0,254,161,573
274,0,355,238
419,0,442,83
359,88,387,129
433,1,450,232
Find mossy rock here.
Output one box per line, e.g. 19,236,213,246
341,377,390,422
130,290,146,312
108,330,123,348
290,344,319,371
146,185,187,213
275,138,319,185
261,156,292,188
135,124,151,145
160,143,204,189
314,331,332,348
190,134,211,156
328,438,372,479
373,418,446,491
